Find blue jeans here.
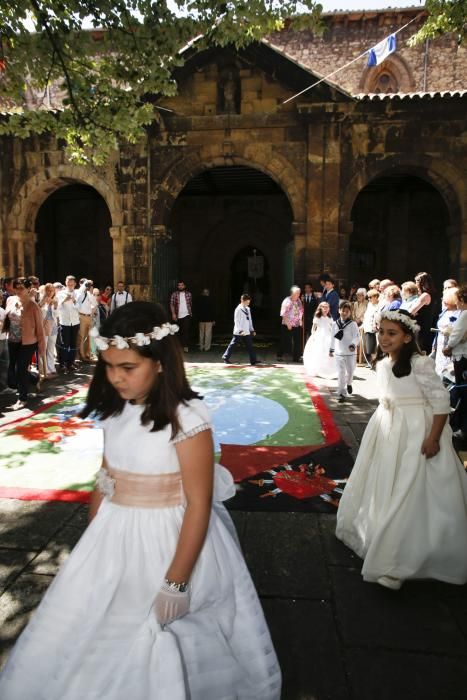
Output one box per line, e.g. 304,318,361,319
223,334,257,364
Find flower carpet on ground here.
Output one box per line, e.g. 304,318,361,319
0,365,353,511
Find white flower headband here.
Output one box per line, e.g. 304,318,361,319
89,323,179,351
380,310,420,333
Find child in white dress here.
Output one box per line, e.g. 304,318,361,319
0,302,281,700
336,308,467,590
303,301,337,378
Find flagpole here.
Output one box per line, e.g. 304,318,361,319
281,15,420,106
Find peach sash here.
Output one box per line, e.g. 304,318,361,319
105,466,184,508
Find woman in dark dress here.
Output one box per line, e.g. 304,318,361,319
408,272,437,353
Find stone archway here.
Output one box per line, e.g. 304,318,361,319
5,165,125,280
153,149,306,228
156,163,295,331
340,156,464,284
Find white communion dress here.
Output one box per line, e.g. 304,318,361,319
303,315,337,378
336,355,467,586
0,399,281,700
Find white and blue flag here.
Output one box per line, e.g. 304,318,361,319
367,34,397,67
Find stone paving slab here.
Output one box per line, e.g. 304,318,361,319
0,499,82,551
243,512,329,600
0,573,54,666
345,648,467,700
331,567,467,656
318,515,359,568
262,598,349,700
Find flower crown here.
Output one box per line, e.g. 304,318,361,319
89,323,179,351
380,310,420,333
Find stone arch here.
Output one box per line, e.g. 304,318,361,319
341,155,464,283
5,164,125,279
359,54,416,94
340,155,463,233
7,164,123,233
152,149,306,228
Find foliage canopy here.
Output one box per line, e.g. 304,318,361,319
0,1,323,163
410,1,467,46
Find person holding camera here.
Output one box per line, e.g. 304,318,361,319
57,275,80,372
77,279,98,362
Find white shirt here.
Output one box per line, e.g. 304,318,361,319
330,319,360,355
446,309,467,361
77,287,98,316
110,290,132,313
57,288,80,326
177,292,189,319
362,303,379,334
233,304,254,336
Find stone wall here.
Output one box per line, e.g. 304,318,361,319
269,8,466,94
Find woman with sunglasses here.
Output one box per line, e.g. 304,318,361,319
5,277,46,409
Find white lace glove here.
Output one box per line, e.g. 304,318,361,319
153,582,190,625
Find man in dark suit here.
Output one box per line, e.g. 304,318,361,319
301,283,318,343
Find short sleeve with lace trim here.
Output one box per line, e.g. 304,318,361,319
412,355,450,415
172,398,212,444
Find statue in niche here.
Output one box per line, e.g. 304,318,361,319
220,69,240,114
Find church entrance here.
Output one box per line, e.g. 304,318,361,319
349,174,450,288
35,184,113,287
166,165,293,332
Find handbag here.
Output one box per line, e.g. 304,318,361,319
2,313,10,334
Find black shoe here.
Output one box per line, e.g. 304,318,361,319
347,384,353,395
222,358,231,364
338,395,346,403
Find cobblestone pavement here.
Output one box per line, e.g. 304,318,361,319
1,347,467,699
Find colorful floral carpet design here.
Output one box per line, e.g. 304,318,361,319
0,389,101,502
0,365,352,511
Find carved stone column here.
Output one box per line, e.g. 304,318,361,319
8,230,35,276
109,225,126,285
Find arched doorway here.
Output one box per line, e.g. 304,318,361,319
349,174,450,288
166,165,293,331
35,184,113,286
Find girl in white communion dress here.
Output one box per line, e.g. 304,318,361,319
0,302,281,700
336,309,467,591
303,301,337,379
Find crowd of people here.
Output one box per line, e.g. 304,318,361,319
0,275,132,410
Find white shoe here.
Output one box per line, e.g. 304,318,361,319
377,575,402,590
11,400,27,411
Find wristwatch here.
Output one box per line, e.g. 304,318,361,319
164,578,188,593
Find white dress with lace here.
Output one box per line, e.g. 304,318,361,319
303,315,337,378
336,355,467,585
0,399,281,700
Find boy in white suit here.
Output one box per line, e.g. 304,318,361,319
329,300,360,402
222,294,257,365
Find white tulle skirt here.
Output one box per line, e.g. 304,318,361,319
303,318,337,379
0,468,281,700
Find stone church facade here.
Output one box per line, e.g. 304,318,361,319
0,6,465,325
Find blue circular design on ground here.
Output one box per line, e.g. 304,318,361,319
202,389,289,452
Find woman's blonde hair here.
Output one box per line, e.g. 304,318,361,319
442,287,458,307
